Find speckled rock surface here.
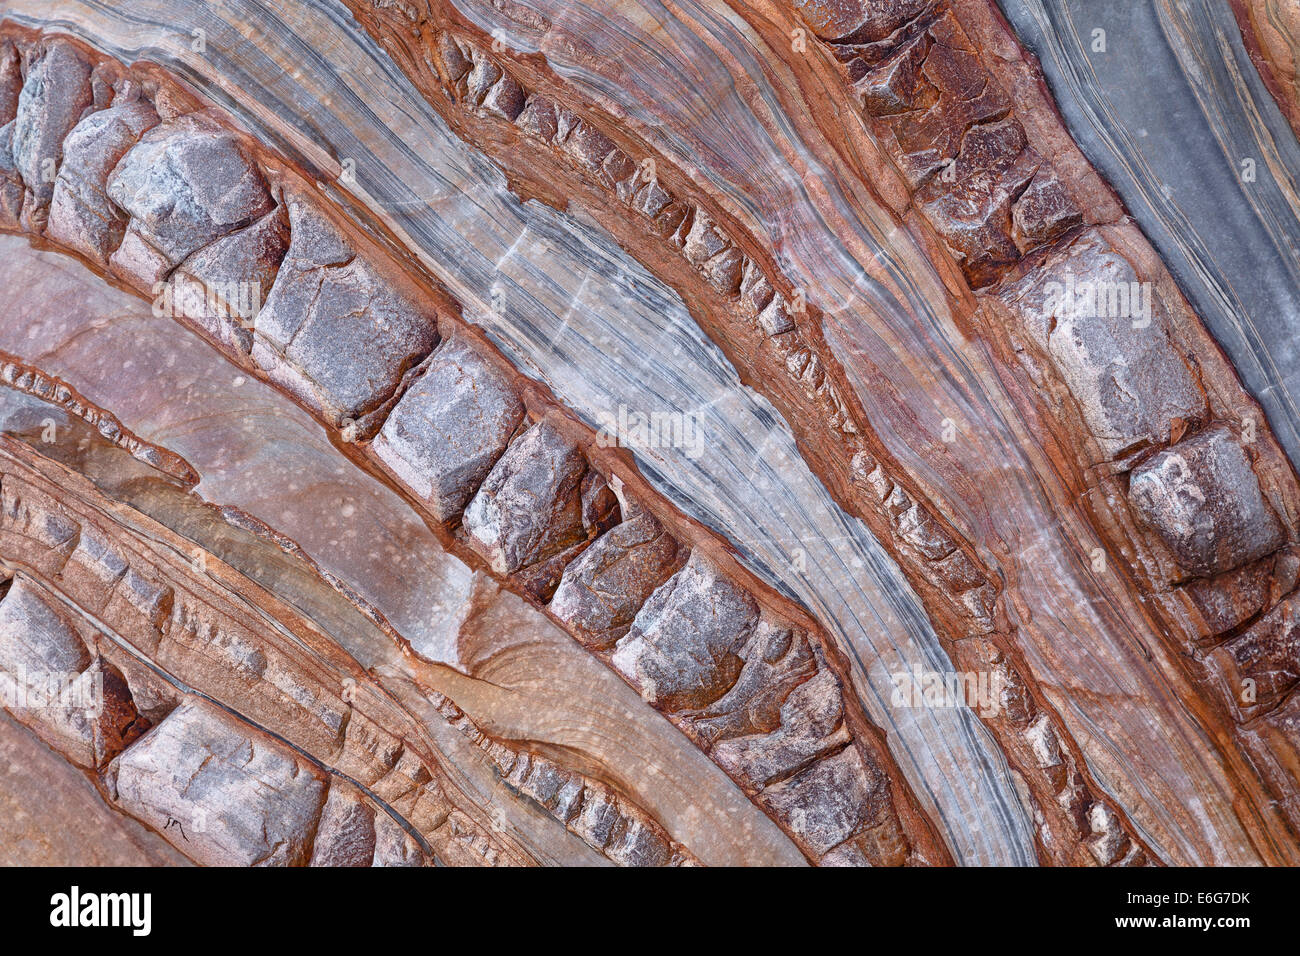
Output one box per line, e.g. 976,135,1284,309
1129,425,1285,578
373,334,525,522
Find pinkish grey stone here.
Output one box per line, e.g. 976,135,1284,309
252,196,439,425
106,114,274,287
611,554,759,711
463,419,589,574
46,97,158,265
1129,424,1286,578
549,508,684,648
372,334,525,522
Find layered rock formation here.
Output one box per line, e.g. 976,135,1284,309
0,0,1296,866
1233,0,1300,136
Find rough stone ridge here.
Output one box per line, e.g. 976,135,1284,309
46,97,159,264
611,554,759,711
106,696,328,867
373,334,525,522
107,114,274,287
463,419,589,574
1129,425,1285,578
253,196,439,426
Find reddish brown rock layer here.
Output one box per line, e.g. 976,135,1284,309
342,0,1159,865
0,23,946,867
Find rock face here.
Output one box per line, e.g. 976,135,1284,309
47,98,158,264
107,115,274,286
106,697,328,866
0,577,96,766
253,197,439,426
1000,230,1207,461
0,577,145,770
463,419,590,574
9,39,93,228
1,0,1300,871
373,334,525,522
1129,426,1285,578
612,555,759,711
550,509,684,647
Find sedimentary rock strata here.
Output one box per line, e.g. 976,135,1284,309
0,23,946,867
0,0,1296,869
1233,0,1300,138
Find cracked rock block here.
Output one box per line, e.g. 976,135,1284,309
1212,591,1300,716
106,115,275,288
1012,168,1082,253
794,0,935,44
1129,425,1285,579
1000,230,1207,460
871,10,1011,186
46,98,159,265
549,508,685,647
0,43,21,221
833,3,1080,278
307,780,423,867
170,206,289,354
106,697,327,866
0,577,145,769
1184,550,1300,641
711,640,851,790
685,622,818,747
373,334,525,522
611,554,759,711
253,196,439,427
0,577,95,765
372,814,427,867
463,419,590,574
916,119,1039,286
760,743,896,862
309,782,377,867
8,39,94,229
896,501,956,560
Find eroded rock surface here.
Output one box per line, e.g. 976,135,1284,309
374,334,525,522
106,697,328,867
1129,425,1284,578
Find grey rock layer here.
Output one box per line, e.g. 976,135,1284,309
253,196,439,424
1129,425,1285,578
1001,230,1207,459
107,697,327,866
463,419,588,574
373,334,525,522
47,97,159,264
611,554,759,711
